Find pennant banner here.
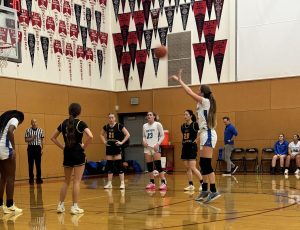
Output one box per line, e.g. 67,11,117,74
214,0,224,28
193,0,206,42
206,0,213,19
180,3,190,31
41,36,49,69
52,0,61,26
121,52,131,90
193,43,206,83
142,0,151,28
86,8,92,32
164,6,175,32
18,9,29,50
32,12,42,51
97,50,103,78
70,23,79,56
76,45,85,80
100,32,108,63
74,4,81,31
133,10,145,48
80,26,88,53
112,0,120,21
90,29,98,62
95,10,102,34
158,27,168,46
128,31,138,69
137,0,141,9
203,20,217,62
54,39,63,72
46,16,55,54
25,0,32,19
129,0,136,17
151,48,159,76
86,47,93,77
213,39,227,82
66,42,74,81
118,13,131,50
143,29,153,56
59,20,67,54
63,0,71,34
28,33,35,67
112,33,123,71
121,0,126,12
158,0,164,15
136,49,147,88
151,9,160,38
175,0,179,13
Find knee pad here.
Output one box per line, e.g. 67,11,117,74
199,157,214,175
106,160,114,174
116,160,124,174
147,162,154,172
154,160,163,173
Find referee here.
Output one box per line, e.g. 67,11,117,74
25,119,45,185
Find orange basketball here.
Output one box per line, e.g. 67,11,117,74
154,46,168,58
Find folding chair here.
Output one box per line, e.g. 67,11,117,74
245,148,259,172
231,148,245,173
260,148,274,173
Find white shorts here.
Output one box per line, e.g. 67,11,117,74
199,129,217,149
291,152,300,158
0,147,12,160
144,146,160,156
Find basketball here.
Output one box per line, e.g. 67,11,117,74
154,46,168,58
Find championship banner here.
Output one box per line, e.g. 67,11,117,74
158,27,168,46
214,0,224,28
213,39,227,82
86,47,93,77
165,5,175,32
158,0,164,15
175,0,179,13
136,49,147,88
129,0,135,17
121,0,125,12
143,29,153,56
82,0,87,24
112,0,120,21
180,3,190,31
18,9,29,50
128,31,138,69
142,0,151,28
25,0,32,19
52,0,61,27
74,4,81,31
54,39,63,72
151,48,159,77
151,8,160,38
100,0,107,24
95,10,102,34
121,52,131,90
206,0,213,19
192,42,206,83
63,0,72,34
203,19,217,62
133,10,145,48
112,33,123,71
65,42,74,81
89,29,98,63
118,13,131,50
99,32,108,63
193,0,206,42
46,16,55,54
76,45,85,80
31,12,41,51
80,26,88,53
38,0,47,31
97,49,103,77
28,33,35,67
86,8,92,32
41,36,49,68
89,0,96,20
70,23,78,57
59,20,67,54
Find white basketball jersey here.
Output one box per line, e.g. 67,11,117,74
143,121,164,147
196,98,211,130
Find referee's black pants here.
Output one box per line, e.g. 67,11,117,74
27,145,42,181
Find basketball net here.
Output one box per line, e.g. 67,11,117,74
0,43,13,71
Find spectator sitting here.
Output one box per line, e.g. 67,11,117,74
284,134,300,175
271,134,288,174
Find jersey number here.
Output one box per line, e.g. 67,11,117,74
109,132,114,139
147,133,153,139
183,133,190,140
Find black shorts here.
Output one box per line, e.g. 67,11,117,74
181,143,198,160
106,145,122,156
63,144,86,167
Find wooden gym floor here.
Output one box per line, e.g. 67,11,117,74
1,173,300,230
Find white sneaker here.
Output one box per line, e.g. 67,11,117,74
284,169,289,175
70,206,84,215
3,204,23,214
184,185,195,191
120,183,125,189
104,183,112,189
57,204,65,213
199,185,202,191
295,169,300,174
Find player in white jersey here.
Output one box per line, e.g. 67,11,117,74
0,110,24,214
143,112,167,190
170,69,221,203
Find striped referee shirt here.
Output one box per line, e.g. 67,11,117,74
25,128,44,146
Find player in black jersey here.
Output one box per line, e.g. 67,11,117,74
181,110,203,192
100,113,130,189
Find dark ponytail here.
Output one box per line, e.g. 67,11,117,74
65,103,81,148
185,110,196,122
0,110,24,138
201,85,217,129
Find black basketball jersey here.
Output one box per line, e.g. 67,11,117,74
181,122,199,144
103,123,124,143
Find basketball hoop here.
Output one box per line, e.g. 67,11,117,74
0,43,13,71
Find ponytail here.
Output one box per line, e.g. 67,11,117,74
65,103,81,148
200,85,217,129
